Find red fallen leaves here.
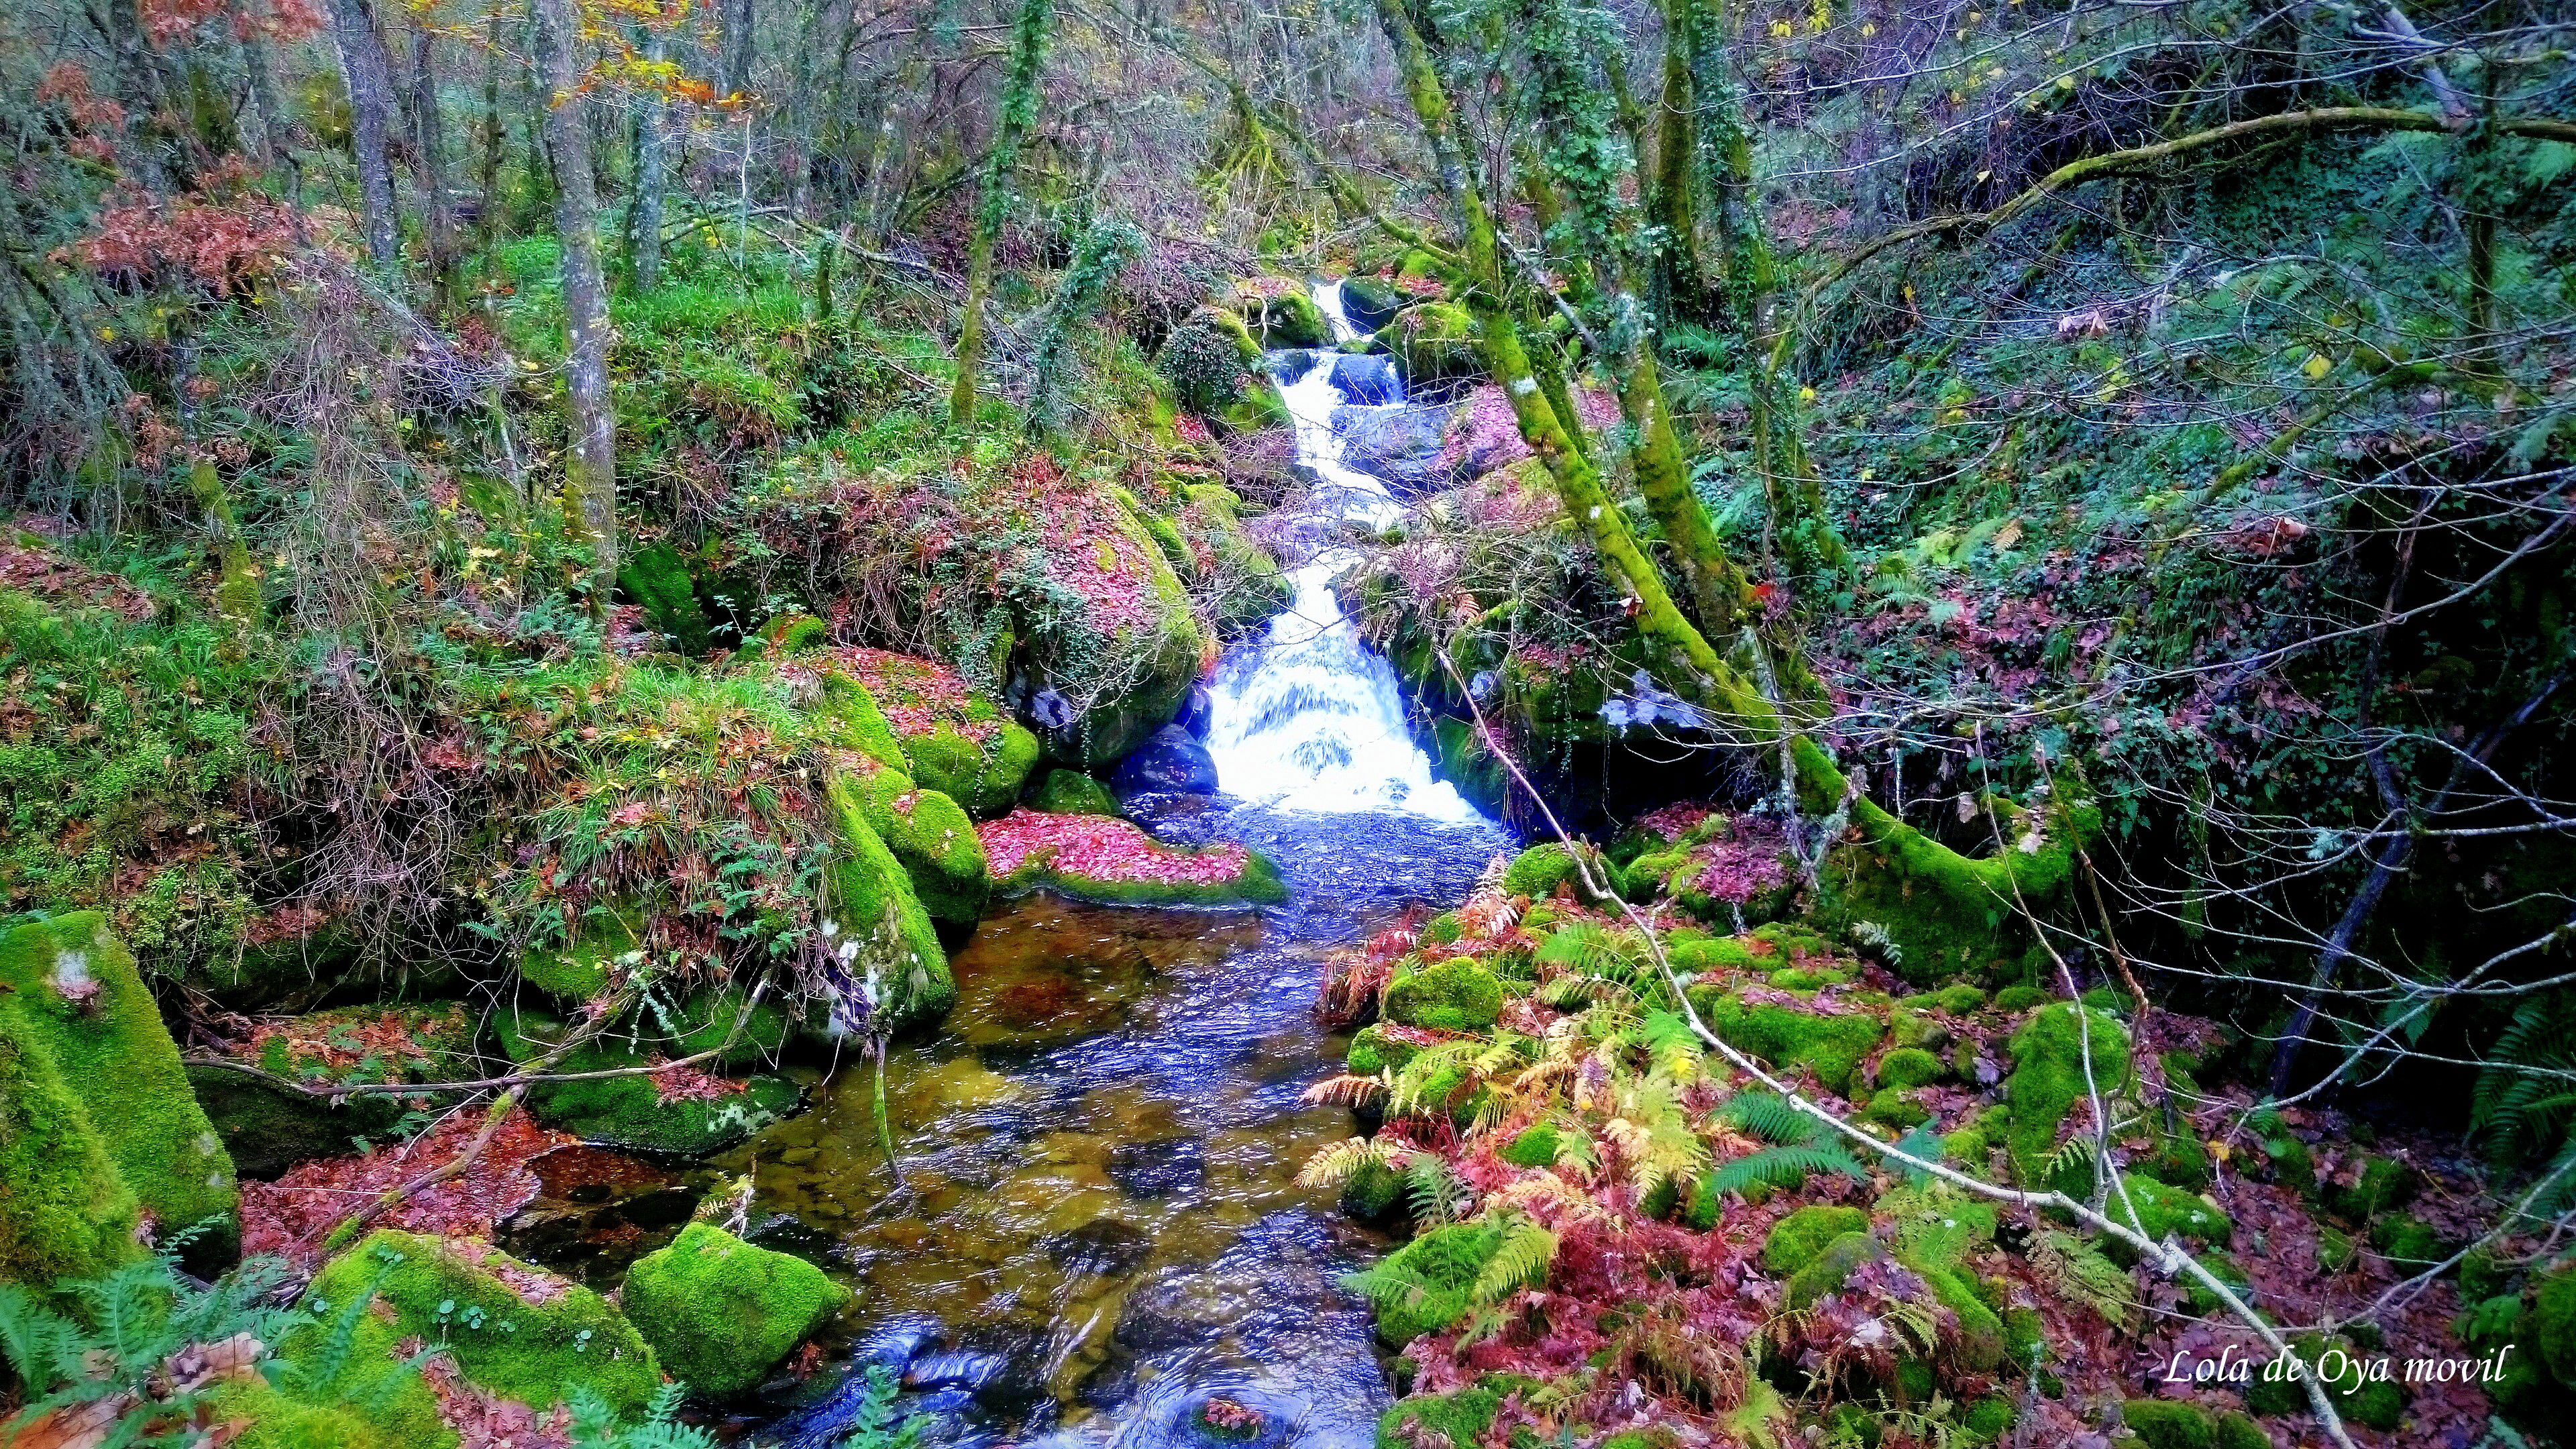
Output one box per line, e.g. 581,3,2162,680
979,809,1252,885
1684,816,1794,907
415,1349,574,1449
239,1108,571,1269
808,645,1000,743
239,1005,469,1082
1439,384,1619,482
647,1058,749,1104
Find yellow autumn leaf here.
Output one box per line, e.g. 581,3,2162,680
1993,519,2023,549
2303,354,2332,380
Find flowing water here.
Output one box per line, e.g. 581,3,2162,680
727,281,1501,1448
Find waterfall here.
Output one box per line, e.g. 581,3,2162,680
1313,278,1362,343
1203,282,1483,823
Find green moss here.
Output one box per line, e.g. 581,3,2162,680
1785,1230,1882,1309
2369,1212,2444,1269
2261,1133,2316,1196
204,1381,403,1449
2533,1269,2576,1387
812,673,913,773
994,833,1291,908
2180,1252,2253,1316
842,760,989,922
895,711,1041,820
303,1230,661,1417
1922,1263,2008,1370
2002,1002,2131,1184
2120,1400,2214,1449
519,908,641,1000
2243,1334,2405,1428
199,1003,480,1177
1342,1159,1404,1221
1346,1024,1420,1079
1878,1046,1945,1089
1993,985,2049,1012
2213,1412,2269,1449
1688,987,1887,1093
2103,1175,2231,1250
621,1222,852,1397
1764,1205,1870,1275
1372,1374,1541,1449
1029,768,1120,816
0,914,237,1254
822,772,954,1031
1362,1222,1503,1346
1499,841,1623,904
617,541,711,654
1377,302,1481,386
1863,1085,1932,1128
0,1018,143,1287
500,1008,802,1156
1965,1395,2018,1440
2327,1154,2414,1222
1384,957,1505,1033
1500,1124,1562,1169
1935,983,1988,1014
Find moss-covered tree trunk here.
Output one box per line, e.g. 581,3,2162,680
1370,0,2082,934
1650,0,1708,322
948,0,1053,428
534,0,619,598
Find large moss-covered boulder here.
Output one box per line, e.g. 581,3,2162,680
1785,1230,1884,1309
1376,302,1480,386
303,1230,661,1417
1176,482,1290,636
1373,1375,1542,1449
1338,276,1409,333
0,914,237,1252
812,649,1040,816
1384,957,1505,1034
621,1222,853,1397
1029,768,1120,816
820,772,955,1032
499,1004,800,1157
1024,493,1210,769
836,754,989,922
1499,841,1624,904
0,1016,143,1287
1232,278,1328,347
2003,1002,2132,1185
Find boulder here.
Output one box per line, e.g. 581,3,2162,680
0,1012,142,1288
1112,724,1220,798
1172,682,1215,739
1334,402,1449,495
622,1222,853,1397
1028,768,1121,816
0,914,237,1259
1328,352,1403,405
498,1004,801,1158
300,1229,661,1417
819,771,955,1031
1338,276,1408,333
1230,281,1328,348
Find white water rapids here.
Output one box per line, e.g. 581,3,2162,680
1202,282,1484,823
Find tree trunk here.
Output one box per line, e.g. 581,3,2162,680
408,25,460,309
950,0,1055,428
478,4,502,266
324,0,402,272
239,34,289,166
533,0,619,598
625,26,669,292
1650,0,1707,321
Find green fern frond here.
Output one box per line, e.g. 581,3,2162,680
1703,1144,1865,1195
1470,1219,1558,1303
1720,1090,1824,1146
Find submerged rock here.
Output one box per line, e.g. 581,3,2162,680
1113,724,1220,798
979,809,1288,908
1106,1136,1206,1199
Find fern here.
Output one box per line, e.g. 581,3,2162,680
1406,1154,1472,1224
1470,1218,1559,1303
839,1364,928,1449
1639,1010,1704,1082
2030,1230,2136,1331
568,1381,722,1449
1297,1135,1405,1191
2473,994,2576,1168
1703,1143,1867,1195
1720,1090,1821,1145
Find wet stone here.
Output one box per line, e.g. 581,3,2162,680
1044,1216,1156,1277
1106,1136,1206,1199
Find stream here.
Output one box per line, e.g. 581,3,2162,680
727,283,1507,1447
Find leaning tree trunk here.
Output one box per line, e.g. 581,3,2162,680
408,25,460,309
1370,0,2073,914
949,0,1054,428
533,0,619,598
324,0,403,271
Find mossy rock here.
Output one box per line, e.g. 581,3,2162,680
987,815,1289,909
617,541,712,654
1342,1159,1405,1222
2260,1132,2316,1196
2213,1412,2268,1449
1339,276,1408,332
2102,1175,2232,1252
519,908,643,1001
1688,987,1887,1094
2328,1153,2414,1222
203,1379,409,1449
1992,985,2050,1012
1815,796,2096,985
1862,1085,1932,1128
1499,1124,1562,1169
1786,1230,1883,1309
2002,1002,2131,1185
2180,1252,2253,1316
1346,1024,1421,1079
1935,983,1988,1014
270,1284,453,1448
1764,1204,1870,1275
1233,281,1329,347
0,914,237,1257
303,1229,661,1417
1499,841,1624,904
1029,768,1120,816
195,1002,480,1179
622,1222,853,1397
1383,957,1505,1034
841,758,989,922
0,1015,144,1289
500,1008,802,1157
1179,483,1291,637
2534,1267,2576,1388
1376,302,1481,386
2242,1334,2404,1428
1026,496,1211,769
2369,1212,2444,1269
1362,1221,1503,1346
1921,1263,2008,1371
1878,1046,1945,1089
1371,1374,1541,1449
1965,1395,2019,1440
2119,1399,2214,1449
820,771,955,1032
882,694,1042,818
